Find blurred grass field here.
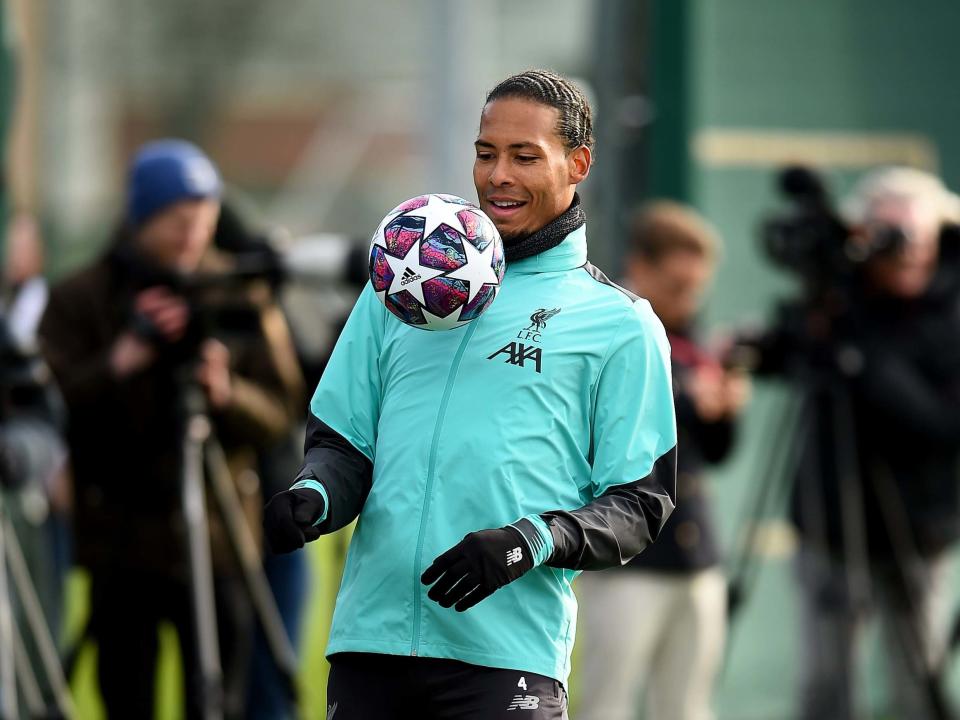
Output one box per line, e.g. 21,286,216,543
60,402,960,720
65,529,348,720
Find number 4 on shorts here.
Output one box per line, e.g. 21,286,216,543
517,676,527,690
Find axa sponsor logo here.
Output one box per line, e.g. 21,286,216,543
487,308,560,374
487,342,542,373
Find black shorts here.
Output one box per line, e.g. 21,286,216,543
326,652,569,719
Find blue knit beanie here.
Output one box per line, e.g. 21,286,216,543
127,139,223,226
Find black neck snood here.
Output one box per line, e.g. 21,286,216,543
502,193,585,263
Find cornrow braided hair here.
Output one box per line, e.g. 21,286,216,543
486,69,595,156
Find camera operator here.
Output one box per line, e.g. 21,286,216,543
37,139,303,719
754,167,960,720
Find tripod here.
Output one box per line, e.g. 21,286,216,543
178,374,303,720
725,369,954,720
57,355,309,717
0,490,76,720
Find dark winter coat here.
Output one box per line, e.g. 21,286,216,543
759,271,960,559
628,330,735,572
38,234,304,578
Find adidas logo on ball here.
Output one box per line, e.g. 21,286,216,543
400,267,421,286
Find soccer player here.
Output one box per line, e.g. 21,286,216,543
264,70,677,719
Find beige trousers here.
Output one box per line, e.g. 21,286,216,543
574,568,727,720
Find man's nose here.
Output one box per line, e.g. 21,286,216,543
489,158,514,186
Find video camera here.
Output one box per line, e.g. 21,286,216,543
761,165,960,299
115,227,369,363
726,165,960,377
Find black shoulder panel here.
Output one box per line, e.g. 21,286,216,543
581,262,640,302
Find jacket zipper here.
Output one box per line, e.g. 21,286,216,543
410,321,479,656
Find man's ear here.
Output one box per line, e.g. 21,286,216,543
568,145,592,184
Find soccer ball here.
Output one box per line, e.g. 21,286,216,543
368,193,506,330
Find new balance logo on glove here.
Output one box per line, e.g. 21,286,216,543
506,547,524,566
421,524,537,612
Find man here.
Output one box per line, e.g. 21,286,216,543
264,69,677,719
39,140,303,719
576,202,748,720
756,167,960,719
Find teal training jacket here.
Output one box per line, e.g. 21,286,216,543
307,225,677,683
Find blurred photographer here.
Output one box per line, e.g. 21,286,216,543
752,167,960,720
577,202,747,720
38,140,303,719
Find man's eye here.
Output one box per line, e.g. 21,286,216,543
476,153,493,161
517,155,538,163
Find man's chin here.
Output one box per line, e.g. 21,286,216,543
495,225,527,245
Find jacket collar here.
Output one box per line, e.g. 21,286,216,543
506,224,588,275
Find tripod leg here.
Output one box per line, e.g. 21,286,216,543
792,382,866,720
795,548,860,720
830,385,953,720
727,390,805,619
204,438,302,715
0,514,18,720
182,411,224,720
12,619,45,718
879,570,952,720
1,517,76,719
871,464,953,720
831,388,872,612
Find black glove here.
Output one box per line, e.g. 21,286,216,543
263,480,327,554
421,524,536,612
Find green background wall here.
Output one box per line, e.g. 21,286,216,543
691,0,960,325
661,2,960,717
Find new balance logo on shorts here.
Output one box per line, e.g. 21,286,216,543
506,547,523,566
507,694,541,710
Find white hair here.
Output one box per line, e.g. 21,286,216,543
843,166,960,228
